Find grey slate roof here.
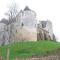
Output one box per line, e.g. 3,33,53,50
24,6,31,11
0,18,9,25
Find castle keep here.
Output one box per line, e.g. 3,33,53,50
0,6,55,45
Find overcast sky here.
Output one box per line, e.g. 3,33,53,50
0,0,60,41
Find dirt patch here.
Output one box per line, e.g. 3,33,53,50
16,55,60,60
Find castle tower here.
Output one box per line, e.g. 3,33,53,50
15,6,37,41
21,6,37,28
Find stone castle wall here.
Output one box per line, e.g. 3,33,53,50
0,6,55,45
13,26,37,42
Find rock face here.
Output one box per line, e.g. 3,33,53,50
37,28,51,40
37,21,55,40
0,6,55,45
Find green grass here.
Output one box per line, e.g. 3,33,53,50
0,40,60,60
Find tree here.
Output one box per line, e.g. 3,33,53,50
5,3,19,43
2,34,5,46
5,3,19,20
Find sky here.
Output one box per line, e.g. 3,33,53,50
0,0,60,41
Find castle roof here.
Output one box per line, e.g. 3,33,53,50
0,18,8,25
24,6,31,11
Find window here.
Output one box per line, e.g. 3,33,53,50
21,23,24,27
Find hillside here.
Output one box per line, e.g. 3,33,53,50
0,41,60,60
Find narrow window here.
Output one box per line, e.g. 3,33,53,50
21,23,24,27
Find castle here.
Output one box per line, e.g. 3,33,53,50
0,6,55,46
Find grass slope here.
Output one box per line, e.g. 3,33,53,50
0,41,60,60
